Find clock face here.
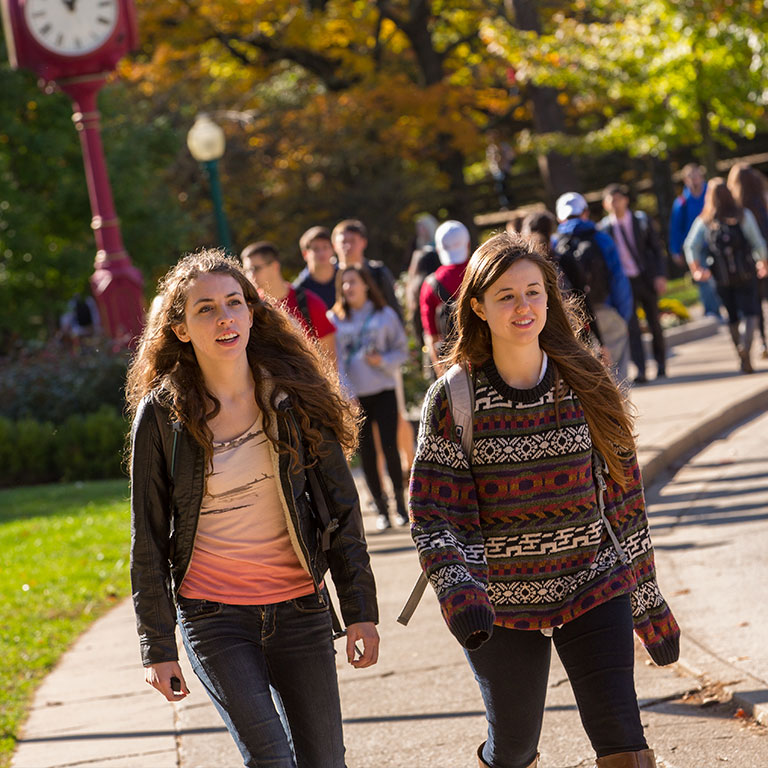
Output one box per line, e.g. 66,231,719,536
23,0,119,57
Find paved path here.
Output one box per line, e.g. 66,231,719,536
11,322,768,768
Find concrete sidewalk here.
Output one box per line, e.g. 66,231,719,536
11,321,768,768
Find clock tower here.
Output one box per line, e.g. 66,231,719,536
1,0,144,344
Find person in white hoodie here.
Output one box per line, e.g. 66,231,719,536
329,264,409,531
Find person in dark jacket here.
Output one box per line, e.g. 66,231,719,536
126,249,379,768
554,192,634,383
599,184,668,383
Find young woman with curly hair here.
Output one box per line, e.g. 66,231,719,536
126,249,379,768
409,232,679,768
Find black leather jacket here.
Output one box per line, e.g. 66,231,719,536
130,392,378,666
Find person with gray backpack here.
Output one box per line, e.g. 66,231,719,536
684,177,767,374
407,231,679,768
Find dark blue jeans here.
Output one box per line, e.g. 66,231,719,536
177,590,345,768
466,594,646,768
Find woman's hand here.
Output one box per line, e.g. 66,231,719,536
145,660,190,702
345,622,380,668
691,264,711,282
364,351,383,368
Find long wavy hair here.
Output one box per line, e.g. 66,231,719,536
727,162,768,240
126,249,358,472
443,231,636,488
700,177,742,225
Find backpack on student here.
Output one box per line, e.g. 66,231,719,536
553,232,611,307
424,273,459,344
294,285,313,331
397,364,473,626
705,220,756,288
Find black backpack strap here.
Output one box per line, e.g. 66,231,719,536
426,273,453,304
294,285,313,331
285,409,344,638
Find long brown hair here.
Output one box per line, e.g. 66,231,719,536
126,249,358,472
444,231,636,488
700,177,743,225
727,162,768,240
330,264,387,320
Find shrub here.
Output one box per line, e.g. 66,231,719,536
0,408,127,487
0,340,129,424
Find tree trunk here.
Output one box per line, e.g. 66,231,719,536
510,0,581,206
697,98,718,178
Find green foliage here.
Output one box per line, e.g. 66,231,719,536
0,408,126,487
0,34,203,348
0,480,130,767
0,342,129,423
663,275,701,308
482,0,768,164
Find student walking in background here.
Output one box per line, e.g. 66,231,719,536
329,264,409,531
127,250,379,767
553,192,634,383
241,240,337,365
419,220,471,377
332,219,401,318
599,184,668,383
669,163,722,318
409,232,679,768
294,226,338,309
727,162,768,359
684,178,768,374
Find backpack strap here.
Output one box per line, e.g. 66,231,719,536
444,363,475,460
426,273,453,305
294,285,313,331
285,409,345,639
397,365,475,626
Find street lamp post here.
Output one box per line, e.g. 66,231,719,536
186,114,233,254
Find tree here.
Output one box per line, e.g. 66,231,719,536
0,34,202,349
482,0,768,173
122,0,529,260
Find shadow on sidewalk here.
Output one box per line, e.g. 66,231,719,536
15,725,229,744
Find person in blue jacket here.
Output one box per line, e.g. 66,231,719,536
669,163,721,317
553,192,634,384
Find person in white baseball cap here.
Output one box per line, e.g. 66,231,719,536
555,191,589,222
420,220,472,375
552,192,634,384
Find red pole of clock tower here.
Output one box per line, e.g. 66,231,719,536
1,0,145,345
60,73,144,344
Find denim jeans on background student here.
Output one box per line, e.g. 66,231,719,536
697,276,724,318
177,590,345,768
466,594,647,768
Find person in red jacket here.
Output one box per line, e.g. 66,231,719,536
241,241,337,366
419,220,471,378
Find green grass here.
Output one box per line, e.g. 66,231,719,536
0,479,130,768
663,275,701,308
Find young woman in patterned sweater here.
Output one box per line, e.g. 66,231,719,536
409,232,679,768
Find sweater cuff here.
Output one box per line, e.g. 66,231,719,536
449,605,496,650
645,634,680,667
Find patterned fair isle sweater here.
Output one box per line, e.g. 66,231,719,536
409,359,680,666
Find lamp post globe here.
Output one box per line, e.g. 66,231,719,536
187,114,232,253
186,114,226,162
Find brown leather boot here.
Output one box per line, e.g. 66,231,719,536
477,742,538,767
596,749,656,767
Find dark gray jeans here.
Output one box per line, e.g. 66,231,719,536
466,594,647,768
178,590,345,768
